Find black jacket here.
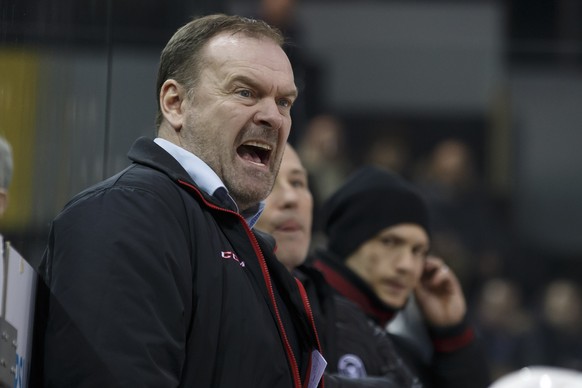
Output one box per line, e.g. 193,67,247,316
296,266,405,388
304,249,491,388
33,137,323,388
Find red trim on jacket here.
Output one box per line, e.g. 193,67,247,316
313,260,395,327
178,180,302,388
432,327,475,353
296,278,325,388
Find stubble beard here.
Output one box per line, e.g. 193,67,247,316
227,126,284,211
182,109,284,211
226,157,280,212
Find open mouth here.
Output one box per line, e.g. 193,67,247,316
237,141,272,166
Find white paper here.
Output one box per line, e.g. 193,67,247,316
307,349,327,388
1,235,37,388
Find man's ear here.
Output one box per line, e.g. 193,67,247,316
160,79,187,131
0,190,7,217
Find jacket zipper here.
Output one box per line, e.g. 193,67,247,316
178,180,302,388
245,225,302,388
295,278,325,388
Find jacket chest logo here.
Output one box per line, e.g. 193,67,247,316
338,354,367,378
221,251,246,267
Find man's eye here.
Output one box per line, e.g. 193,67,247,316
278,98,292,108
413,247,429,259
290,179,306,188
379,237,396,246
238,89,252,98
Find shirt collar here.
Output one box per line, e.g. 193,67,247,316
154,137,264,228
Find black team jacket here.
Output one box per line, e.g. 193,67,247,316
32,137,323,388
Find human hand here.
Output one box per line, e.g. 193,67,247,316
414,256,466,327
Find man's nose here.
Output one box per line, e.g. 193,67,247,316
280,184,299,209
394,249,417,272
253,98,283,130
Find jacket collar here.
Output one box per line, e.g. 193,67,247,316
128,137,193,182
128,137,264,227
312,248,398,327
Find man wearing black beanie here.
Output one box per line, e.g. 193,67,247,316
311,165,491,388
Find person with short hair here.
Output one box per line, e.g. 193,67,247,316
34,14,323,388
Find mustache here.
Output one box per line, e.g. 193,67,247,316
237,125,279,144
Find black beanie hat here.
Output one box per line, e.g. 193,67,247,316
322,166,431,259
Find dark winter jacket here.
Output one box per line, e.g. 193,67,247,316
33,137,323,388
296,266,406,388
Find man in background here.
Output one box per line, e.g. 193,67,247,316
260,145,465,386
0,136,13,217
311,166,491,387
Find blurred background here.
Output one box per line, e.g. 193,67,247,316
1,0,582,380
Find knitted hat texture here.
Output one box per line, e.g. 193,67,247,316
322,166,430,259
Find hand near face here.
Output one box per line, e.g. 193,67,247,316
414,256,466,327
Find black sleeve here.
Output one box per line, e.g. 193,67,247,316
323,373,401,388
394,318,492,388
430,335,492,388
39,186,192,387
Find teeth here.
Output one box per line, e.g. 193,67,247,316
243,141,272,151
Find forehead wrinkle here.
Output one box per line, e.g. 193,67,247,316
206,33,292,73
203,35,296,98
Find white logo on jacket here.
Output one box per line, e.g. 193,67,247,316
338,354,367,378
221,251,245,267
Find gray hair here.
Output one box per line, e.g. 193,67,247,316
0,136,13,189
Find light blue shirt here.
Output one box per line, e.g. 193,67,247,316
154,138,264,228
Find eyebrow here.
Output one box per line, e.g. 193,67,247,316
289,168,307,177
230,74,298,100
283,87,299,100
379,232,429,247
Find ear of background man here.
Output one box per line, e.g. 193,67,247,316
0,190,7,217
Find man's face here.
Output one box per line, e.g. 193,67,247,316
346,224,429,308
255,145,313,272
180,33,297,211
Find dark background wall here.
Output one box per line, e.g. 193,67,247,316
1,0,582,280
2,0,582,379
